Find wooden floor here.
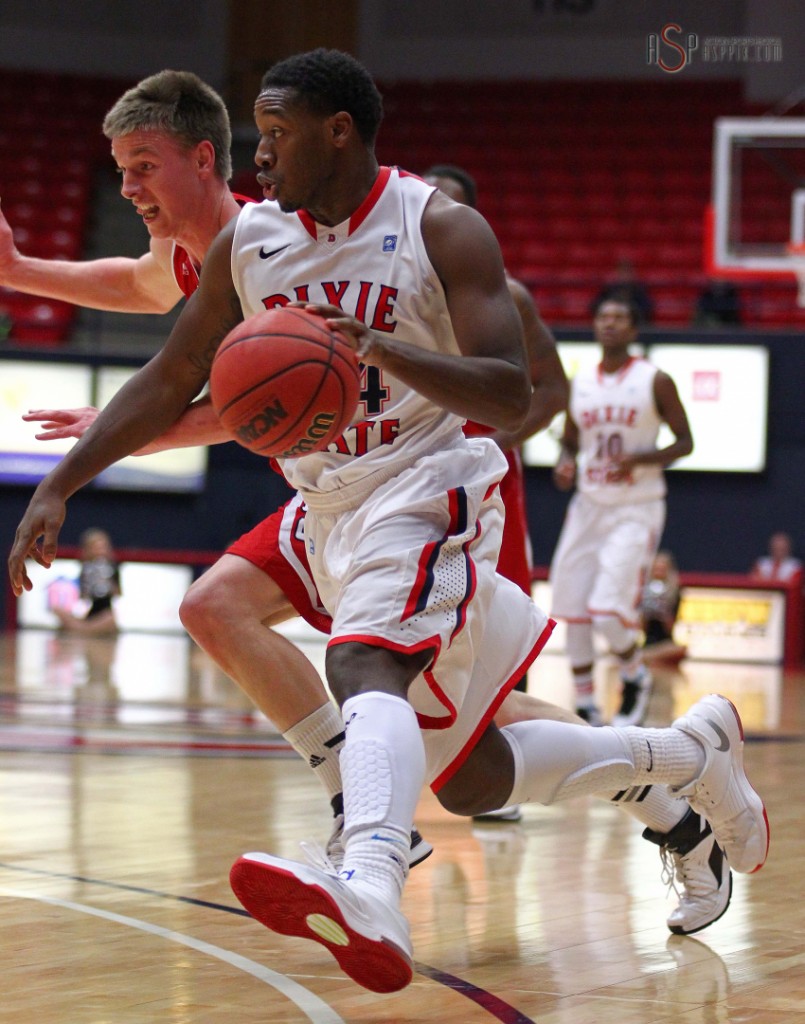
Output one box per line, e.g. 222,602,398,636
1,623,803,1023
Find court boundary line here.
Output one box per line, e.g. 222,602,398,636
3,887,347,1024
0,861,538,1024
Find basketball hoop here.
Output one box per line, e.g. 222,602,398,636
786,243,805,307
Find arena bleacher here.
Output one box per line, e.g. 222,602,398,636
375,78,805,328
0,70,125,345
3,70,804,345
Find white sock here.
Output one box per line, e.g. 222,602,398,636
340,692,426,905
282,701,345,806
502,720,706,805
622,726,705,788
573,670,595,705
603,784,689,833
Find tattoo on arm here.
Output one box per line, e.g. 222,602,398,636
186,295,243,377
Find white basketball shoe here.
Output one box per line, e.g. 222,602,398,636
643,807,732,934
670,694,769,874
230,851,413,992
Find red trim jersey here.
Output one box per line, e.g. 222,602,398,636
571,356,665,506
171,193,256,299
230,166,468,503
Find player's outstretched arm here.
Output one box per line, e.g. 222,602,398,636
8,221,243,596
24,395,230,454
0,201,181,313
23,407,100,442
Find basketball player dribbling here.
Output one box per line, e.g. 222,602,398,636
9,50,767,993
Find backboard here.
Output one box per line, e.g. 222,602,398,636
706,116,805,284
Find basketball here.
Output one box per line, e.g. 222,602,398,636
210,307,361,458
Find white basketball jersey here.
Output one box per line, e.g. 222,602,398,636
570,356,665,505
231,166,468,500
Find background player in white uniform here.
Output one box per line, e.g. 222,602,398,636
550,297,694,726
9,51,765,992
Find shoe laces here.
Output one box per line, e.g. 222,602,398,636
299,812,344,875
660,846,681,899
661,842,714,900
299,838,340,874
688,794,744,847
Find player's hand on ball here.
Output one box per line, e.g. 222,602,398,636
291,302,379,362
211,306,360,458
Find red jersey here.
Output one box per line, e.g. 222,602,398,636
171,193,256,299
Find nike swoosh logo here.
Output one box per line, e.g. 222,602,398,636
646,739,654,772
259,243,291,259
370,833,408,848
705,718,731,752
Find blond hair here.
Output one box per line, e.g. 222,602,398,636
102,69,232,180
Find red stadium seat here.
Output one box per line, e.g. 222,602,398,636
1,71,797,331
8,297,75,344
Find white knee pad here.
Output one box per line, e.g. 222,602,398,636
340,692,425,838
591,613,636,656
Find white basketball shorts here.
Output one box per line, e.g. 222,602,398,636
302,438,553,790
549,491,665,628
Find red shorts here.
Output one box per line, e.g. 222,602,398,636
463,424,531,595
496,447,532,595
226,493,332,634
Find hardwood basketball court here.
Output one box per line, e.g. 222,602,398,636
1,623,803,1023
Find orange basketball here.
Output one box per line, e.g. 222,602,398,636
210,307,361,458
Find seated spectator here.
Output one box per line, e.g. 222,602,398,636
640,550,687,664
693,279,742,326
591,258,654,325
53,527,121,635
750,531,803,583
